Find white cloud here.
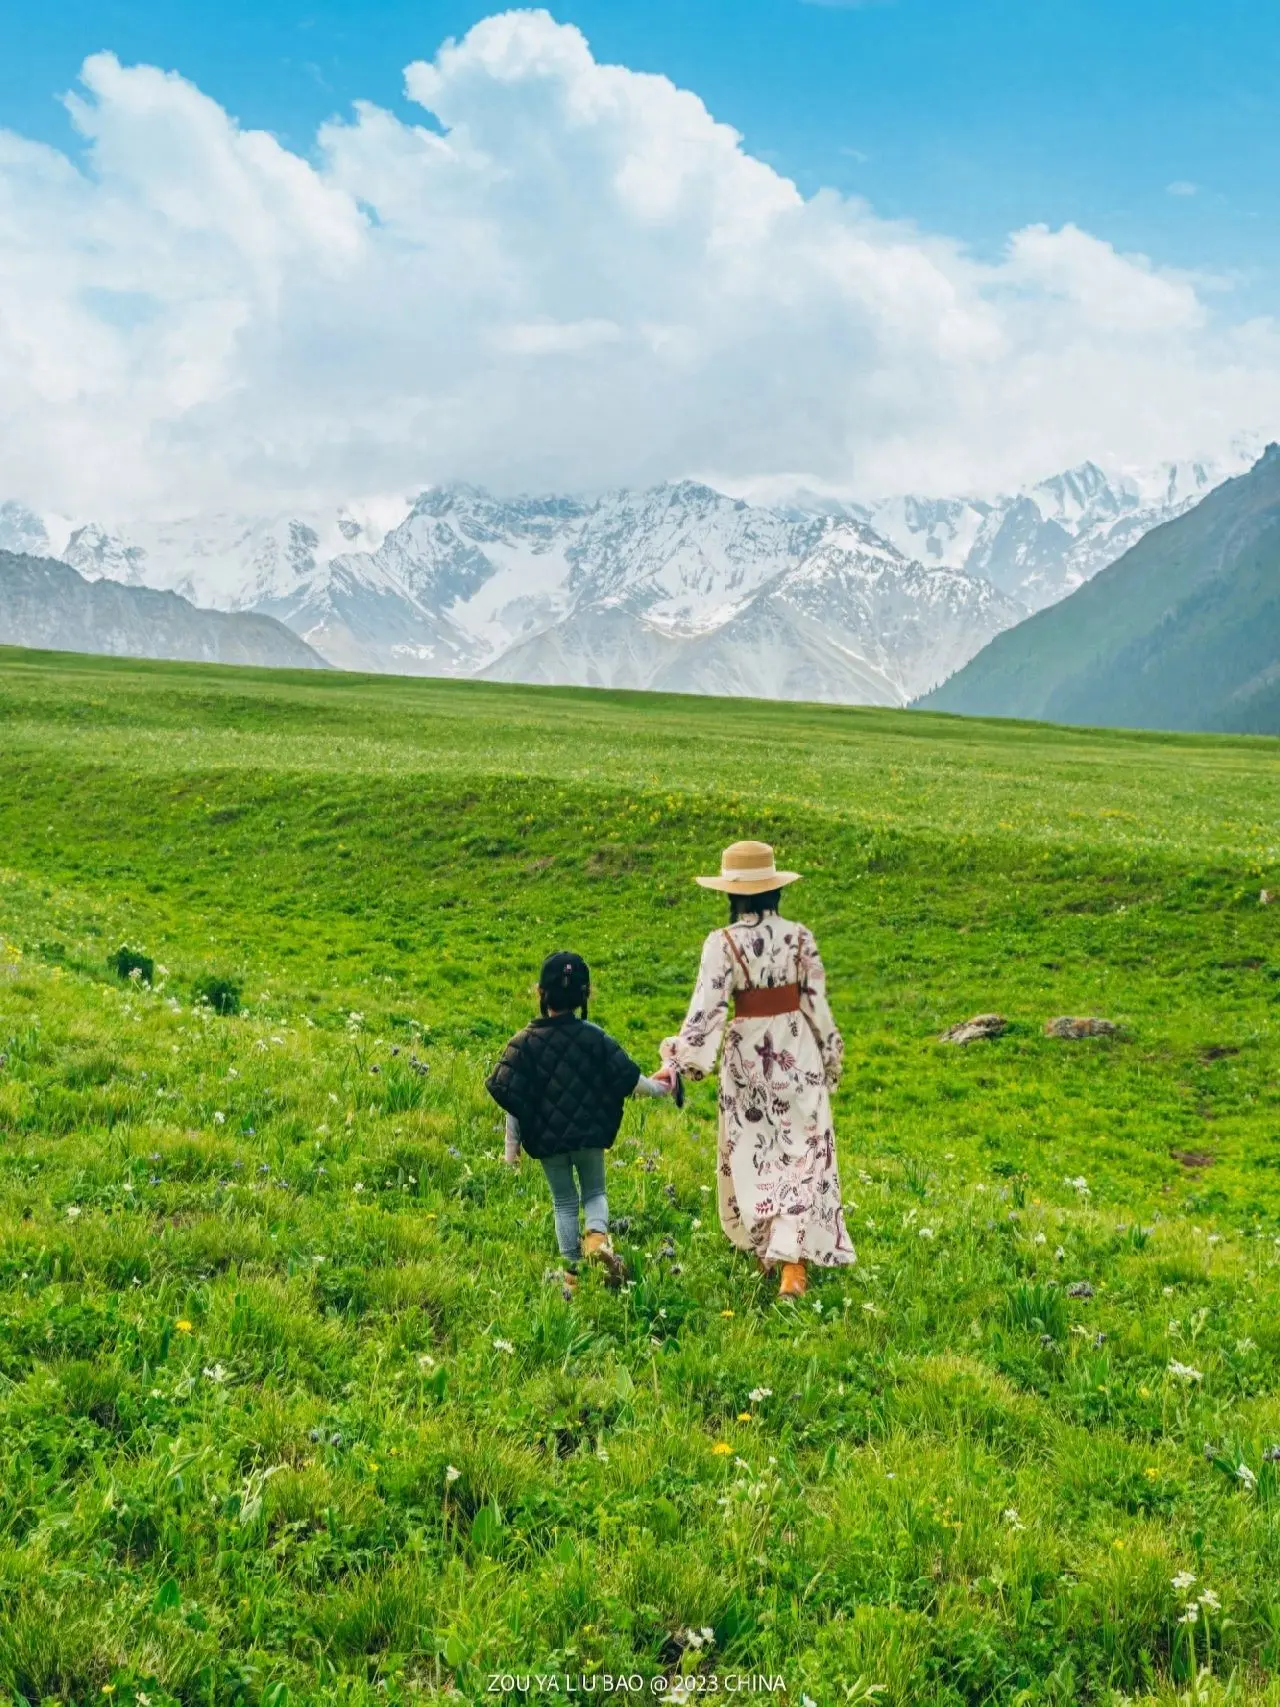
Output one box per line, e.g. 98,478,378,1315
0,7,1275,517
1167,180,1199,198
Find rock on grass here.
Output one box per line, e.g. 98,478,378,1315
1044,1016,1119,1039
941,1014,1007,1044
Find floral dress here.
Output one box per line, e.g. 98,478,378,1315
661,913,855,1269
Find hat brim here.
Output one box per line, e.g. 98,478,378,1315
694,871,801,894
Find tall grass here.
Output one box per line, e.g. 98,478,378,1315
1,649,1279,1703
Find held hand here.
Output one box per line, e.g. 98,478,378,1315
651,1065,675,1088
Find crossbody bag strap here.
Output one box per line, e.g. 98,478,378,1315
722,927,752,988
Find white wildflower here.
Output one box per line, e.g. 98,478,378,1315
1237,1463,1257,1492
1172,1571,1197,1592
1179,1604,1199,1626
1054,1246,1065,1262
1199,1589,1221,1612
1167,1359,1202,1382
202,1363,229,1384
227,1067,239,1079
1236,1337,1257,1354
1033,1231,1047,1245
418,1354,437,1371
862,1301,880,1316
352,1182,365,1193
1002,1507,1024,1530
748,1387,773,1403
444,1464,461,1484
492,1337,515,1354
1065,1175,1090,1196
65,1205,81,1221
919,1227,935,1240
213,1111,225,1125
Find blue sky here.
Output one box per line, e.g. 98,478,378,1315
4,0,1277,296
2,1,1278,513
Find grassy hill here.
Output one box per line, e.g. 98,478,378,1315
2,647,1280,1705
919,446,1280,733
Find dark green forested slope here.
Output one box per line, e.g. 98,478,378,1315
919,444,1280,733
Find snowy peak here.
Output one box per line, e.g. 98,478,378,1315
63,522,150,586
867,448,1251,609
1029,460,1123,527
2,444,1245,705
862,493,993,570
568,481,829,630
0,501,53,558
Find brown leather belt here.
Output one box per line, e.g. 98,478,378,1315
733,983,801,1020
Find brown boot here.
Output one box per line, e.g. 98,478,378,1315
583,1231,626,1287
778,1261,807,1299
561,1268,578,1301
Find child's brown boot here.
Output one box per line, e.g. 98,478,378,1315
583,1231,626,1287
778,1261,807,1299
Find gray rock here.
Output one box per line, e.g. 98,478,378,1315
1044,1016,1119,1039
940,1014,1007,1044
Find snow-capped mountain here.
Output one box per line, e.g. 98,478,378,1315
54,507,398,611
482,520,1023,704
857,454,1249,611
3,446,1248,705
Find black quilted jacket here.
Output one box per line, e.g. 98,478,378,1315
485,1014,642,1159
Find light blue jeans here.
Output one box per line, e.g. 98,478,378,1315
539,1149,608,1262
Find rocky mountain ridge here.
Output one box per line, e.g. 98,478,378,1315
0,450,1250,704
0,552,327,671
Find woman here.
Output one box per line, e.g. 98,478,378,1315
658,840,855,1297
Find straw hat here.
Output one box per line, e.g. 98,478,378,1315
695,840,801,895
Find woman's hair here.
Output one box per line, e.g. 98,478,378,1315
728,888,782,922
539,951,591,1019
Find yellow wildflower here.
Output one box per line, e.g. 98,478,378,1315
737,1412,752,1422
720,1309,734,1319
175,1319,193,1333
711,1442,733,1456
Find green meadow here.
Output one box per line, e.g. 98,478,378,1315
3,645,1280,1707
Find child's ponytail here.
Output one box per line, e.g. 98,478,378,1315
539,951,591,1020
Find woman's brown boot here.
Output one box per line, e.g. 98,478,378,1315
778,1261,807,1298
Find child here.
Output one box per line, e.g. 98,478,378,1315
486,951,671,1291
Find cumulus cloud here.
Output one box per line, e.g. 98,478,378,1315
0,7,1276,516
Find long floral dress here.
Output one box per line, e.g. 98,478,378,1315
661,912,855,1269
